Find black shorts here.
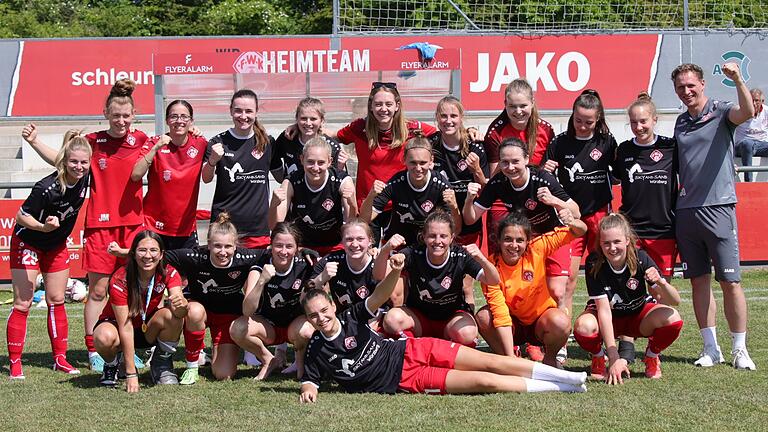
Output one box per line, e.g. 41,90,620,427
158,231,199,251
94,318,154,349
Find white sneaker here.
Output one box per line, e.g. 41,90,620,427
197,350,209,367
243,351,262,367
556,346,568,365
694,345,724,367
732,348,756,370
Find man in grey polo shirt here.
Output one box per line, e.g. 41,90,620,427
672,62,756,370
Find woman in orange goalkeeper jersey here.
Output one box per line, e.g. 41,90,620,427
476,209,586,368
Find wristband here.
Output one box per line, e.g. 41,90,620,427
125,373,138,379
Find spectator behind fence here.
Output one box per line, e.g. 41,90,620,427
734,88,768,182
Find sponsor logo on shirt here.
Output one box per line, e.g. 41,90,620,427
525,198,537,210
344,336,357,350
356,286,369,299
421,200,434,212
96,138,107,143
650,149,663,162
186,146,199,158
627,278,639,290
589,149,602,161
98,158,107,170
155,221,164,230
440,276,452,289
523,270,534,281
163,170,172,182
322,198,335,211
229,271,241,279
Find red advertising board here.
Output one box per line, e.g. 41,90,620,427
1,199,88,280
9,34,659,116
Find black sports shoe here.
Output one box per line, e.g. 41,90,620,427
100,361,119,387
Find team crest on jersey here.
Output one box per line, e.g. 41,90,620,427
163,170,172,182
98,158,107,170
127,135,136,146
356,286,369,299
155,283,165,293
186,146,199,158
589,149,602,161
525,199,537,210
421,200,434,212
228,271,241,279
440,276,452,289
457,159,468,171
251,148,264,159
322,198,335,211
650,150,663,162
292,279,302,290
344,336,357,350
627,278,639,290
523,270,534,281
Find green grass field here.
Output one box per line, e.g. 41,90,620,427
1,271,767,432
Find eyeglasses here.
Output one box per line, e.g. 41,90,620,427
372,82,397,90
168,114,191,121
135,248,162,258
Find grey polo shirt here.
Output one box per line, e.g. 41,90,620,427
674,98,738,209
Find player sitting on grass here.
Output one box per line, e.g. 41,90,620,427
299,253,587,403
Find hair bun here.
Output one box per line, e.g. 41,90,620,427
216,211,231,224
111,79,136,97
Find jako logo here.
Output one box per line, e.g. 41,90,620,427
714,51,751,88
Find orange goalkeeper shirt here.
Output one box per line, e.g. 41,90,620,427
482,227,575,327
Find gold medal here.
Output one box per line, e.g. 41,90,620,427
142,322,148,333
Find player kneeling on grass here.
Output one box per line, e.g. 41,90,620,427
573,213,683,383
230,222,316,381
476,209,583,368
94,231,188,392
299,254,587,403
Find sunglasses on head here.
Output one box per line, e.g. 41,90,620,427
372,81,397,90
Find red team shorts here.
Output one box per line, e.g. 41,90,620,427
570,207,609,258
10,235,70,273
83,225,143,274
584,302,657,338
509,311,552,346
271,325,290,346
545,244,572,277
398,337,460,394
411,308,474,339
240,235,270,249
206,312,239,346
637,238,678,277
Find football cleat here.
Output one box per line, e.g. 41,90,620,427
53,356,81,375
643,356,662,379
732,348,756,370
590,355,606,380
9,359,25,380
525,344,545,362
694,345,724,367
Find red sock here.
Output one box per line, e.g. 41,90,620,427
47,303,69,358
84,334,96,354
648,320,683,355
183,328,206,363
7,308,29,362
574,331,602,355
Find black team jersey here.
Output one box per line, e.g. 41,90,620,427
302,299,407,394
372,170,453,245
612,136,678,239
165,247,265,315
206,130,282,237
544,132,617,216
14,172,88,250
310,251,378,310
287,167,349,248
585,249,658,317
402,245,482,320
430,132,490,236
255,254,313,327
274,132,342,178
475,167,570,236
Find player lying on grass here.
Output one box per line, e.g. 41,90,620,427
574,213,683,384
299,254,587,403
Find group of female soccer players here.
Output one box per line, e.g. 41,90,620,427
7,76,687,397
